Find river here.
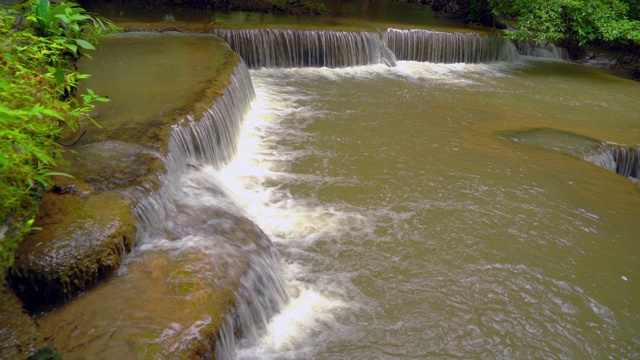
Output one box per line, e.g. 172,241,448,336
71,3,640,359
206,56,640,358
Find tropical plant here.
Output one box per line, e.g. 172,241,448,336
487,0,640,45
30,0,116,56
0,0,117,273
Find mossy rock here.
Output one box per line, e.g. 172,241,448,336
0,279,43,359
60,141,165,193
7,191,136,313
36,209,272,359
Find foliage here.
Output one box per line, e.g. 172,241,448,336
301,1,329,15
270,0,329,15
0,0,117,272
487,0,640,45
27,347,62,360
621,0,640,21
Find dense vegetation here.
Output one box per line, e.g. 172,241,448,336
0,0,116,273
431,0,640,46
488,0,640,44
429,0,640,75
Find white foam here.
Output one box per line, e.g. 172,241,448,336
251,60,516,89
211,74,368,246
214,62,517,356
198,68,366,357
236,285,345,359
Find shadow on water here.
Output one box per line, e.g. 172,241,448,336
79,0,477,32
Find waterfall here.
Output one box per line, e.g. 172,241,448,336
383,28,514,63
515,40,566,60
134,63,255,234
582,143,640,180
132,61,288,358
214,28,519,68
214,28,396,68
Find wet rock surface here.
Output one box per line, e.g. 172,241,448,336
38,208,273,359
7,191,136,313
3,32,266,358
66,141,164,192
505,128,640,186
0,279,43,359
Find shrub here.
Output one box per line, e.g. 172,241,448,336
0,0,117,273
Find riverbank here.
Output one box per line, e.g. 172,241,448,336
424,0,640,80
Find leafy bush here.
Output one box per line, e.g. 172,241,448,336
0,0,117,272
488,0,640,45
270,0,329,15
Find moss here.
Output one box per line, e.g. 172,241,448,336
7,191,136,313
136,329,165,359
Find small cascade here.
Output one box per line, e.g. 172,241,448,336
134,64,255,234
168,64,255,174
132,61,289,358
215,251,289,359
214,28,520,68
214,28,396,68
384,28,513,63
582,143,640,180
515,40,566,60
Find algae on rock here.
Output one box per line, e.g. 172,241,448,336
7,191,136,313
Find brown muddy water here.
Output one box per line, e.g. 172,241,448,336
216,60,640,358
42,2,640,359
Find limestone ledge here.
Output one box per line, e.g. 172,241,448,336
3,32,251,359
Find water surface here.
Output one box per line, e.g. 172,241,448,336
82,0,474,32
215,59,640,359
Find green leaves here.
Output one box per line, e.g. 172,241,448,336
489,0,640,45
1,0,117,271
28,0,118,55
74,39,95,50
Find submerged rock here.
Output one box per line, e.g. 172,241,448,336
0,279,43,359
65,141,164,193
504,128,640,185
7,191,136,313
37,208,279,359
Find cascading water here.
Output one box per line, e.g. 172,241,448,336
201,24,640,359
213,28,396,68
132,64,256,235
516,40,565,60
214,28,523,68
132,61,289,359
21,9,637,357
582,143,640,181
384,28,517,63
130,26,614,359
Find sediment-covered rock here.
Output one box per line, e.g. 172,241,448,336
0,279,43,359
7,191,136,313
37,207,277,359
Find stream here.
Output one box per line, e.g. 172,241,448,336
52,2,640,358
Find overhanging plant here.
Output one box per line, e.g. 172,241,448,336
0,0,118,273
